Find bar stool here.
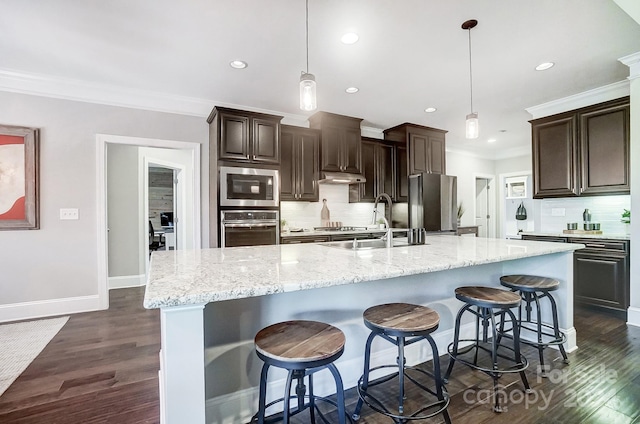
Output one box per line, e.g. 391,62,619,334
499,274,569,375
252,320,349,424
352,303,451,423
444,286,530,412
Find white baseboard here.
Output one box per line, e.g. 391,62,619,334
108,274,146,290
0,294,103,323
205,322,476,424
627,306,640,327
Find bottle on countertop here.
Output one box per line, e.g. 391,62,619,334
583,208,591,223
320,198,330,227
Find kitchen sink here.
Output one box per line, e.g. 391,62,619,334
323,238,411,250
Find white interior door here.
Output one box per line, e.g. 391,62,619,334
475,178,489,237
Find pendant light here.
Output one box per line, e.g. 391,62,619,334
462,19,478,139
300,0,317,111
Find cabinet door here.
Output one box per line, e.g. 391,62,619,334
252,118,280,164
279,129,296,201
357,140,377,202
320,126,342,172
395,145,408,202
579,102,630,195
297,130,319,201
532,114,578,198
428,135,446,175
219,113,250,161
379,143,395,198
409,133,429,174
574,251,628,312
342,127,362,174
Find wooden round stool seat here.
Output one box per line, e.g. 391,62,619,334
363,303,440,337
255,320,345,367
455,286,521,309
500,274,560,292
253,320,348,423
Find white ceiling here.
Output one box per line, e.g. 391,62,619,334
1,1,639,159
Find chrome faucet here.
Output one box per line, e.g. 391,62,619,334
372,193,393,248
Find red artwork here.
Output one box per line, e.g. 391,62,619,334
0,134,26,221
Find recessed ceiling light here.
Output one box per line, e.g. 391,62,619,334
424,107,437,113
229,60,248,69
535,62,554,71
345,87,359,94
487,138,497,143
341,32,359,44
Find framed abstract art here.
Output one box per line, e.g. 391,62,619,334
0,125,39,230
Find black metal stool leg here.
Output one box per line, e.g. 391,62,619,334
444,303,470,382
282,369,295,424
506,308,531,392
327,363,347,424
257,363,270,424
397,336,406,415
353,331,376,419
532,292,547,373
547,291,570,364
307,372,316,423
425,334,452,424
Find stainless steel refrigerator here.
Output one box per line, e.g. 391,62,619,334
408,173,457,232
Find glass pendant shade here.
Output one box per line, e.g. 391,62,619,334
299,73,317,111
465,112,479,139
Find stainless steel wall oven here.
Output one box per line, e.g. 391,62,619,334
220,210,279,248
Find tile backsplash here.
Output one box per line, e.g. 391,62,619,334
537,195,630,234
280,184,383,229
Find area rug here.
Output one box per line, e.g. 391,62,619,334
0,316,69,397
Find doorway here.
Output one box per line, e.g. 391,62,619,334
474,175,495,238
97,134,201,309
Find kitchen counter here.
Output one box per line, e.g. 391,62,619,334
145,236,582,423
520,231,630,240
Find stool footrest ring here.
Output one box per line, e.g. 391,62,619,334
447,339,529,376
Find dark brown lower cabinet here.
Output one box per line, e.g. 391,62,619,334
571,239,629,315
522,235,630,316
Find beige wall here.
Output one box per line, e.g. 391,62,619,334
0,91,207,321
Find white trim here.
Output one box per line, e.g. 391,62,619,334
0,295,101,324
108,274,146,290
0,68,310,124
525,80,630,119
96,134,201,311
627,306,640,327
619,52,640,80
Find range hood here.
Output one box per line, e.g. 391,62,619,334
318,171,366,184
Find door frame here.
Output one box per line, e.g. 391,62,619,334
472,173,496,238
498,171,532,238
97,134,201,309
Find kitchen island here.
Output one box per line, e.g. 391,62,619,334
144,235,582,424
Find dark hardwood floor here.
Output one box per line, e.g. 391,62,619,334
1,287,639,423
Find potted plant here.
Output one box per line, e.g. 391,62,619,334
621,209,630,234
457,203,465,226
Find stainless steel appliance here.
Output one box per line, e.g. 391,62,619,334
408,173,457,232
220,210,279,247
219,166,279,207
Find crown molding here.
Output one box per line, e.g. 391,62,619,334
619,52,640,80
0,68,309,125
525,80,630,119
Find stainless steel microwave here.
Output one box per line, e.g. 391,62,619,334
219,166,279,207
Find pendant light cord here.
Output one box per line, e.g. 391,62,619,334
467,28,474,114
305,0,309,74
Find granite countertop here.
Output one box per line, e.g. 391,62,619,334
144,235,583,309
281,228,408,238
520,231,630,241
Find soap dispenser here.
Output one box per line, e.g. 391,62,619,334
320,199,330,227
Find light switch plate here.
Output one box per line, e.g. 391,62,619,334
60,208,79,220
551,208,565,217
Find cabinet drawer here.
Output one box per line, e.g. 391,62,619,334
521,235,568,243
281,235,330,244
569,238,628,253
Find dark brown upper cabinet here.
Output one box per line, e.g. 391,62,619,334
531,97,629,198
308,111,363,174
207,106,283,165
349,138,395,202
280,125,320,202
383,123,447,176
